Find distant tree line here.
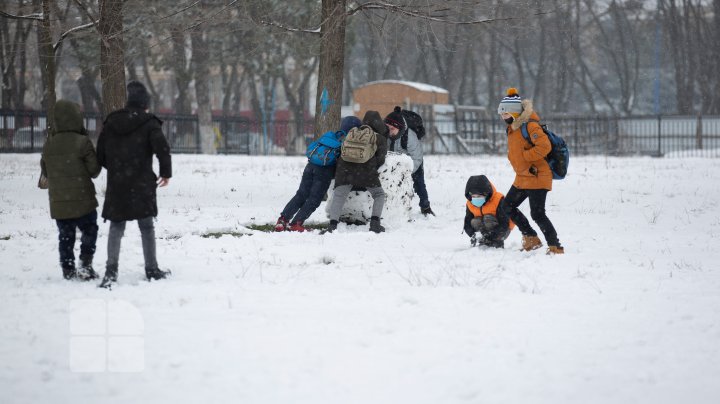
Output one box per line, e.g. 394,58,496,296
2,0,719,150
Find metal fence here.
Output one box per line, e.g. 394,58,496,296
2,110,719,157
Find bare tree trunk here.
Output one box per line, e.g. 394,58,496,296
314,0,346,137
99,0,126,116
171,26,192,114
141,51,160,111
37,0,56,130
13,22,32,109
69,36,103,112
663,0,695,114
363,20,378,82
191,25,215,154
222,64,238,116
713,0,720,113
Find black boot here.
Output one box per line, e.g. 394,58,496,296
323,220,338,234
78,254,98,281
421,206,435,216
62,264,77,280
369,216,385,233
146,267,171,281
99,265,118,289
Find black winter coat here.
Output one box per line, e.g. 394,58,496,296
334,111,388,189
97,108,172,221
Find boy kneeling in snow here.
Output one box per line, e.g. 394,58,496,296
464,175,514,248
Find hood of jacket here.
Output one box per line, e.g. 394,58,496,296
510,99,541,131
362,110,389,138
54,100,85,135
103,107,161,136
465,175,496,201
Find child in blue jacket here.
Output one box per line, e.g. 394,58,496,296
275,116,362,232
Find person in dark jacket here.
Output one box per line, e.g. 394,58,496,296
325,110,389,233
275,116,362,232
384,106,434,216
96,81,172,288
463,175,514,248
41,100,102,280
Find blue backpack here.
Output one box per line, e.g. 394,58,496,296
306,130,344,167
520,121,569,180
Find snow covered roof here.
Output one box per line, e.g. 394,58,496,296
360,80,449,94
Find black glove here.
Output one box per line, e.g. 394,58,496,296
529,165,538,176
470,234,477,247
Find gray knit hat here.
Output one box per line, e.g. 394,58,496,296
497,87,523,116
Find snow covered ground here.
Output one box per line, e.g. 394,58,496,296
1,153,719,404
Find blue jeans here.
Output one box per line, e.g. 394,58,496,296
411,163,430,209
56,210,98,269
281,163,335,224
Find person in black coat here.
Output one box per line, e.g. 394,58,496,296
326,110,390,233
96,81,172,288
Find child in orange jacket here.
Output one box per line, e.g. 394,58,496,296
463,175,514,248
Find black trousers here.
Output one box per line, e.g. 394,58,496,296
502,185,560,247
56,210,98,269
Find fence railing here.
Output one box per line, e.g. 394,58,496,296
1,110,719,157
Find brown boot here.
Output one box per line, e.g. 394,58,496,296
521,235,543,251
547,246,565,255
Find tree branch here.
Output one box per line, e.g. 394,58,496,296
346,1,552,24
256,18,321,35
0,11,43,21
53,20,98,53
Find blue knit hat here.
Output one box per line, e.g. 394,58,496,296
340,116,362,133
497,87,523,117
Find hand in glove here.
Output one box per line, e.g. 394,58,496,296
470,234,477,247
529,165,538,176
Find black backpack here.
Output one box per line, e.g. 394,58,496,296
401,110,426,140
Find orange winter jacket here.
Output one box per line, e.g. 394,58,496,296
465,188,515,231
463,176,515,237
506,100,553,191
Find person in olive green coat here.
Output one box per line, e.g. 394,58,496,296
40,100,102,280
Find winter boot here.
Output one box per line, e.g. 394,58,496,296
521,235,543,251
78,254,98,281
99,265,118,289
288,221,307,232
146,267,171,281
323,220,338,234
274,216,288,232
547,245,565,255
369,216,385,233
62,264,77,280
421,206,436,216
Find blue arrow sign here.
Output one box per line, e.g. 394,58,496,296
320,87,333,116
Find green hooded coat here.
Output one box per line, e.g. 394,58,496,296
40,100,101,219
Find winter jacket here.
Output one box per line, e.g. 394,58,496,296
387,118,423,173
40,100,101,220
334,111,388,189
463,175,514,238
506,99,553,191
97,107,172,221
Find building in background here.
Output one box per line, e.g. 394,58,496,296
352,80,449,118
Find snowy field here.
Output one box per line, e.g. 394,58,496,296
1,152,720,404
